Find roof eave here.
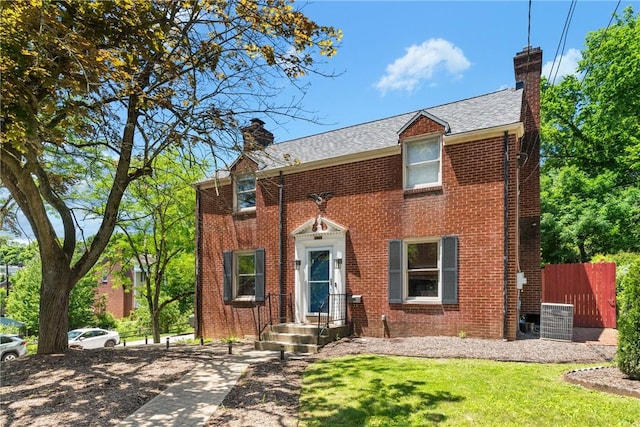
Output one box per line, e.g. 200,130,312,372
255,145,400,179
194,175,232,189
443,122,524,146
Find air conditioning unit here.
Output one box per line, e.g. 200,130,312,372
540,303,573,341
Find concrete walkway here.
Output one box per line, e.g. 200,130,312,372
117,349,281,427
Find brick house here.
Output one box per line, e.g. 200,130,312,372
195,47,542,345
95,262,146,319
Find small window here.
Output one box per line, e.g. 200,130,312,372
235,174,256,210
404,135,441,189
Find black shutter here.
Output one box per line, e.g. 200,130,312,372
442,236,458,304
388,240,403,303
255,248,265,302
223,251,233,302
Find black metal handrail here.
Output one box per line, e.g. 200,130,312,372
316,293,349,345
257,293,293,340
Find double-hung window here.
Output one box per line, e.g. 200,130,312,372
236,252,256,298
404,135,441,189
388,236,458,304
406,240,439,300
223,249,265,302
235,174,256,211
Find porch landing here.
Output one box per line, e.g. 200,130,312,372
255,322,352,354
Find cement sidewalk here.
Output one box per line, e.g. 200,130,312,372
117,350,280,427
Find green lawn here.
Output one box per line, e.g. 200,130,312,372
299,355,640,426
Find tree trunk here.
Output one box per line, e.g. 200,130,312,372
37,269,73,354
578,240,589,263
152,309,161,344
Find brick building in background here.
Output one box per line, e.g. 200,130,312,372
95,262,147,319
195,47,542,344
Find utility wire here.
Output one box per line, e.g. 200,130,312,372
580,0,621,83
548,0,577,84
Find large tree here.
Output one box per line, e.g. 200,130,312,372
104,149,201,343
0,0,341,353
540,7,640,263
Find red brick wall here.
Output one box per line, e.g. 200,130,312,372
198,129,527,340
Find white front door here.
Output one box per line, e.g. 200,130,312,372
292,216,347,325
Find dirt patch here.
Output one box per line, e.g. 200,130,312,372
206,358,308,427
0,345,228,427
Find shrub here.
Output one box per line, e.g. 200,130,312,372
617,259,640,379
95,311,117,330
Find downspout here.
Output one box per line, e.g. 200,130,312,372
194,188,202,338
502,131,509,340
516,142,522,333
278,171,285,323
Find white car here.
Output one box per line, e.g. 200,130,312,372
68,328,120,349
0,334,27,362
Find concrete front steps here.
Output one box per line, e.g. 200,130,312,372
255,323,351,354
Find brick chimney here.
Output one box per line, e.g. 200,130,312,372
513,46,542,324
514,46,542,132
241,118,274,152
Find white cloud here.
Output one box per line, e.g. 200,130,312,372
375,38,470,95
542,48,582,84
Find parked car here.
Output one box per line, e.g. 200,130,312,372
68,328,120,349
0,334,27,362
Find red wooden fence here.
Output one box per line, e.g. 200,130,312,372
542,263,616,328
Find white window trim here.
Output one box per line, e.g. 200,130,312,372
233,174,257,212
402,134,442,190
234,250,256,301
404,237,442,303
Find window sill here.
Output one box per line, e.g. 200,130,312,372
228,298,257,307
403,185,443,198
232,208,256,218
403,299,442,305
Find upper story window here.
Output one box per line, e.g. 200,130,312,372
404,135,441,189
235,174,256,211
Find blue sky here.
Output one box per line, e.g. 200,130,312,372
267,0,639,143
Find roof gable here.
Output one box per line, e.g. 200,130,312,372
398,110,450,137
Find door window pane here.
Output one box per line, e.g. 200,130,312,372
309,250,330,313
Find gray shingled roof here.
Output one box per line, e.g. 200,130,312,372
222,88,523,176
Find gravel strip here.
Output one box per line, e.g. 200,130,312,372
317,336,617,363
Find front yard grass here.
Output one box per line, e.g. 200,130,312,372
299,355,640,426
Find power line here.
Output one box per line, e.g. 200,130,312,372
548,0,577,84
580,0,622,83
